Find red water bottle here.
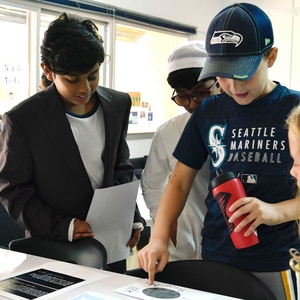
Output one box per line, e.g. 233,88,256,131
211,169,259,249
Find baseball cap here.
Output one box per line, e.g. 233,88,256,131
168,40,207,73
198,3,274,81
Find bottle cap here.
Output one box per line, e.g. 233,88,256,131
211,170,237,190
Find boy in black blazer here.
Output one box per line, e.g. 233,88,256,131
0,12,145,273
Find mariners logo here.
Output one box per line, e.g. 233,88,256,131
208,124,227,169
210,30,243,47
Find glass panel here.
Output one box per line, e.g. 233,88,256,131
115,23,188,133
0,5,28,115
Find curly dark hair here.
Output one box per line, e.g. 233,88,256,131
41,72,52,88
167,68,202,90
167,68,217,90
40,12,105,75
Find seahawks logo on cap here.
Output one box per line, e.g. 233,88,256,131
210,30,243,47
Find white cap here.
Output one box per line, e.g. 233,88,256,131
167,40,207,73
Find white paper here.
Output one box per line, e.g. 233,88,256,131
86,180,140,264
0,250,27,274
114,279,240,300
0,261,107,300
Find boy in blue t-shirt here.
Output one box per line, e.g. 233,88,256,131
138,3,300,298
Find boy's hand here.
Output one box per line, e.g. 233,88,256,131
137,239,169,285
73,219,94,240
127,228,141,248
228,197,277,236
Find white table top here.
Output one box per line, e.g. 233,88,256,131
0,248,238,300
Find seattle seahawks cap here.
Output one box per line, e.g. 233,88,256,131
198,3,274,81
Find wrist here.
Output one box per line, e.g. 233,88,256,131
133,222,144,231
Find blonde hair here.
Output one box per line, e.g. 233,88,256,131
286,105,300,145
287,104,300,272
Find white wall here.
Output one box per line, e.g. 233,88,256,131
95,0,299,88
93,0,223,40
127,133,153,158
92,0,299,157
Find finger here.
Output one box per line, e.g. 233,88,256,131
148,250,169,284
244,221,258,237
229,209,246,224
232,215,253,232
228,197,252,212
137,252,143,268
73,232,94,240
233,210,258,235
74,228,93,236
147,256,156,285
137,247,149,269
74,228,94,234
138,250,157,284
148,253,169,285
229,200,254,223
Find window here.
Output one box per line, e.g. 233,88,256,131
0,0,192,132
115,23,187,133
0,5,28,114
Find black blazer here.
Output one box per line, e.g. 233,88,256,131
0,84,144,241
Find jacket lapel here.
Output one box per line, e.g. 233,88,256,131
97,87,119,187
39,85,93,195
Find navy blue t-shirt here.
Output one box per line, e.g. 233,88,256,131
173,83,300,272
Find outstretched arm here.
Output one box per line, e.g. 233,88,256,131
137,161,198,284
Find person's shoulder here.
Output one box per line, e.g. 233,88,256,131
194,93,226,115
273,82,300,101
208,93,226,101
202,93,226,106
151,113,190,147
284,86,300,97
96,87,131,110
8,92,44,116
97,86,129,99
7,86,61,120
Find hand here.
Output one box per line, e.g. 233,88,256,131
73,219,94,240
127,228,142,248
228,197,278,236
137,238,169,285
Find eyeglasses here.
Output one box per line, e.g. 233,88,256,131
171,80,218,106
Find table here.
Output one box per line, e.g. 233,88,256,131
0,248,238,300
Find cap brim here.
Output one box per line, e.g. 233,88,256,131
198,54,263,81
